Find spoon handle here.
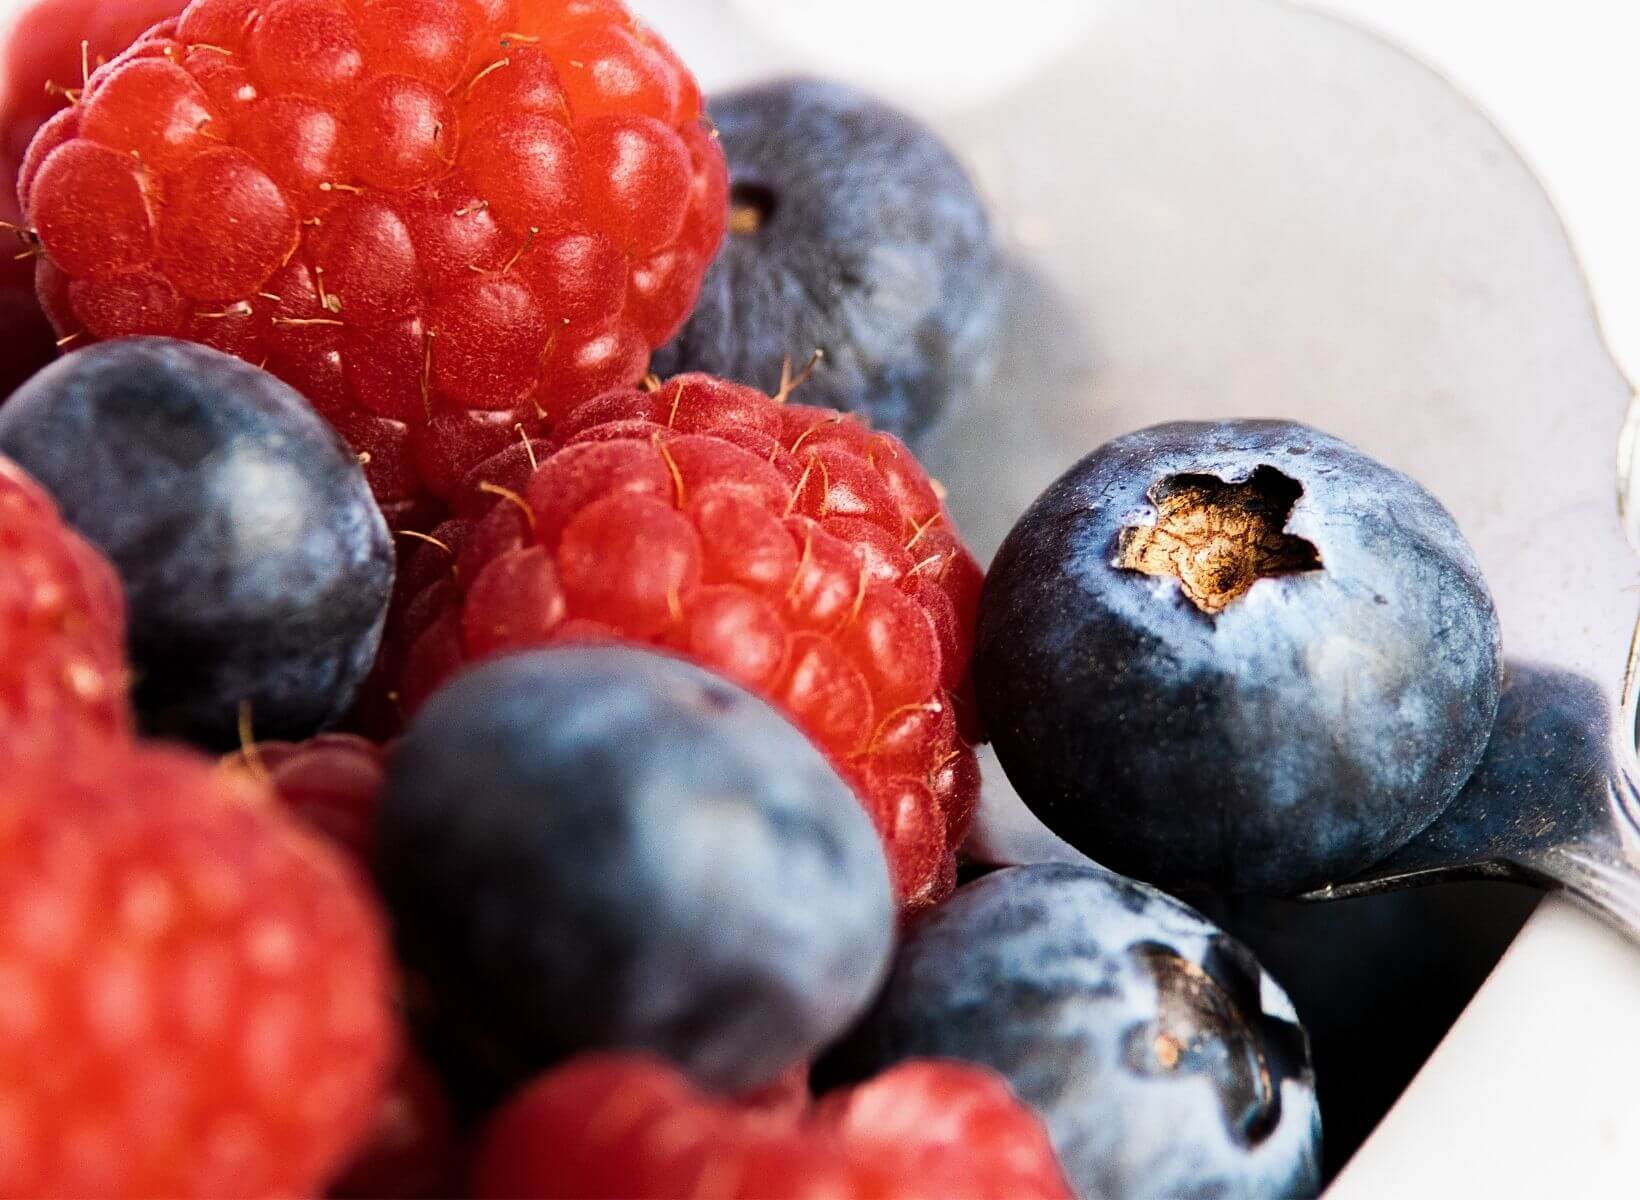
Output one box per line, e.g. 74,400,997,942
1531,843,1640,939
1522,753,1640,939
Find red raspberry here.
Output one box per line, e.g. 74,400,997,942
0,453,130,750
380,374,985,909
231,732,387,862
0,740,396,1198
18,0,726,527
329,1049,462,1200
1,0,183,391
2,0,186,168
471,1054,1072,1200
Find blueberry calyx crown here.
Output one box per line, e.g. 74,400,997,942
1124,938,1309,1148
727,180,779,235
1116,465,1322,614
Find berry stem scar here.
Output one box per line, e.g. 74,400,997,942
1116,466,1322,615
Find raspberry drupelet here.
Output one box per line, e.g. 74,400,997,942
2,0,186,171
0,741,396,1198
471,1054,1072,1200
381,373,985,909
19,0,727,526
230,732,387,863
1,0,186,392
0,454,130,750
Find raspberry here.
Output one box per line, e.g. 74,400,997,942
0,740,396,1198
231,733,387,863
0,453,130,750
380,374,984,909
1,0,183,391
329,1049,461,1200
2,0,185,169
19,0,727,527
471,1054,1072,1200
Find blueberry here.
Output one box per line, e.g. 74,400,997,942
974,420,1502,893
376,646,895,1100
651,79,1004,447
827,863,1322,1200
0,337,392,749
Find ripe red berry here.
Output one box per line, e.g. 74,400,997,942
0,453,130,750
379,374,984,909
2,0,185,169
232,732,387,863
329,1049,462,1200
1,0,183,391
19,0,726,526
0,740,396,1198
471,1054,1072,1200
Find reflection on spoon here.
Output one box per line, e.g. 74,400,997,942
1308,662,1640,933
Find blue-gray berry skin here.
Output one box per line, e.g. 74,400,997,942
974,420,1502,894
0,337,392,749
829,863,1321,1200
377,646,895,1099
651,79,1003,447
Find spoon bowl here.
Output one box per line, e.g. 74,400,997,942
919,0,1640,939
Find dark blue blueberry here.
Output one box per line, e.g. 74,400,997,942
651,79,1004,447
376,646,895,1099
974,420,1502,893
827,863,1321,1200
0,337,392,749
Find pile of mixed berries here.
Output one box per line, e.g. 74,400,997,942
0,0,1520,1197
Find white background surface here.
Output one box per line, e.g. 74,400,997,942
642,0,1640,392
1314,1,1640,389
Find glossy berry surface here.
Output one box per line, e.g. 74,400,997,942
2,0,186,169
471,1053,1071,1200
0,452,129,750
380,372,984,908
2,0,185,393
976,420,1503,893
377,647,894,1101
830,863,1322,1200
654,80,1003,448
0,740,395,1199
0,338,394,749
18,0,726,526
234,732,386,863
